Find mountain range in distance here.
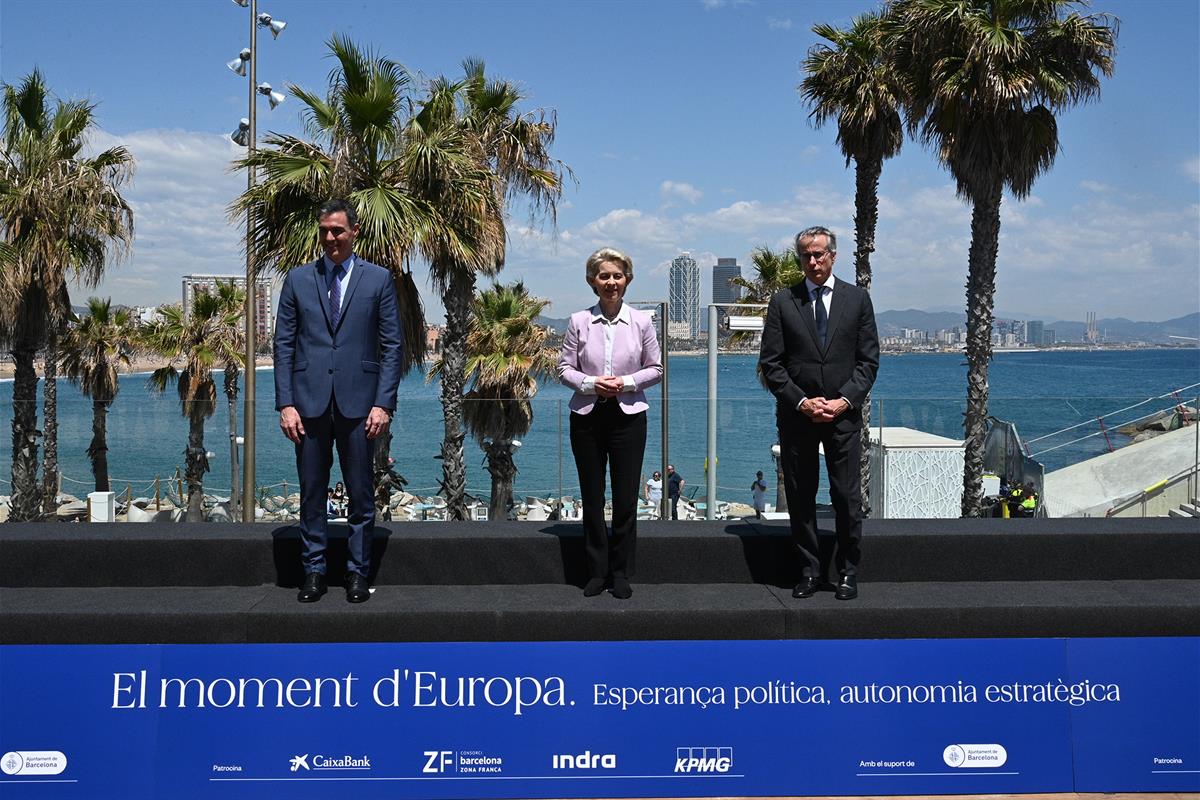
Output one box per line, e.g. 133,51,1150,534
535,310,1200,344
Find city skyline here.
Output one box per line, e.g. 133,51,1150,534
1,0,1196,324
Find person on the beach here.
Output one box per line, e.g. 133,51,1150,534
645,470,663,513
751,470,767,519
559,247,663,599
667,464,684,520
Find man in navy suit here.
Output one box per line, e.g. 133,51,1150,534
759,226,879,601
274,199,403,603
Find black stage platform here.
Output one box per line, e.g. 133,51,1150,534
2,517,1197,644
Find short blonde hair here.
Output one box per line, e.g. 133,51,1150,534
585,247,633,294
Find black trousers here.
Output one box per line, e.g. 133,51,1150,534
778,415,863,579
569,403,647,579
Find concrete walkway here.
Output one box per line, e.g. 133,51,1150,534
1044,424,1199,517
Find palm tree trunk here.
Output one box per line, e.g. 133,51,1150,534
185,413,209,522
373,429,393,520
41,334,59,514
853,152,883,518
962,184,1003,517
484,440,518,523
89,400,111,492
9,348,42,522
439,267,475,521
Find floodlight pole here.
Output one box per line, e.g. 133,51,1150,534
633,300,669,519
705,303,767,520
241,0,259,522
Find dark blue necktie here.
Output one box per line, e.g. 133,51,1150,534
329,263,343,328
813,284,827,346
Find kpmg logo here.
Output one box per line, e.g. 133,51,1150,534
674,746,732,773
289,754,310,772
552,750,617,770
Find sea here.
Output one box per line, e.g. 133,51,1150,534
1,348,1197,505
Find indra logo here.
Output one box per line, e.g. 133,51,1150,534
289,754,310,772
674,746,732,773
552,750,617,770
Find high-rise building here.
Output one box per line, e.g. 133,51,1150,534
711,257,742,331
182,274,274,342
1026,320,1044,346
668,252,700,339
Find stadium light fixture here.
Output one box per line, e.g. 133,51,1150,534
227,48,251,76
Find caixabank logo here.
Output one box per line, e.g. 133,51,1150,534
674,746,732,774
287,753,371,773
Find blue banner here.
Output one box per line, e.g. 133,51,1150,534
2,638,1197,798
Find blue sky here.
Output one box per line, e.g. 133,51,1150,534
1,0,1197,323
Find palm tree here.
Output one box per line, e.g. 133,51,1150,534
413,60,567,521
431,282,557,522
59,297,136,492
0,69,134,521
888,0,1117,515
142,293,244,522
801,10,904,516
230,35,496,371
732,245,803,307
231,37,504,516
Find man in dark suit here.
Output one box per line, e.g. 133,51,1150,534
759,226,879,601
274,199,404,603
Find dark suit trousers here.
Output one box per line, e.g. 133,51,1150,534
296,398,375,577
778,412,863,578
569,403,647,579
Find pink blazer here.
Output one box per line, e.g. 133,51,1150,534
558,305,663,415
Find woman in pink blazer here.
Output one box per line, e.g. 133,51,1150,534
558,247,663,599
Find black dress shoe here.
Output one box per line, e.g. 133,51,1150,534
792,576,820,598
611,577,632,600
835,575,858,601
298,572,326,603
583,577,607,597
346,573,370,603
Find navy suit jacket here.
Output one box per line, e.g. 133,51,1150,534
273,256,404,419
759,279,879,433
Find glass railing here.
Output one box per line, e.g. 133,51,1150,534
1,349,1197,522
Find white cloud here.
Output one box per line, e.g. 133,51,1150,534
768,17,793,29
1080,179,1114,193
1185,157,1200,184
701,0,751,8
660,180,703,205
76,128,1198,324
83,128,246,308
